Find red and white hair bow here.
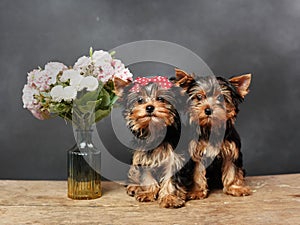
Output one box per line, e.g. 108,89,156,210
130,76,173,93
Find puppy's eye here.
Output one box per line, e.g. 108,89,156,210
217,95,224,102
137,97,144,104
156,96,164,102
196,94,203,101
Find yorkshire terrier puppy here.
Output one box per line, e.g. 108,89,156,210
172,69,252,199
120,76,186,208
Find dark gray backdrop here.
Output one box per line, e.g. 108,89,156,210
1,0,299,180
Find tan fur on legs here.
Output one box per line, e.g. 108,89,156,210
135,170,160,202
187,161,208,200
158,149,186,208
126,185,142,197
158,179,185,208
186,140,208,200
126,165,142,196
222,157,251,196
127,162,160,201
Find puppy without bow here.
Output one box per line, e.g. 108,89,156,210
172,69,252,199
120,76,186,208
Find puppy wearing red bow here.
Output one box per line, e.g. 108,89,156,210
118,76,186,208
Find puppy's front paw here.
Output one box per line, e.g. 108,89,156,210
187,189,208,200
135,191,158,202
159,194,185,208
126,185,142,196
224,185,251,196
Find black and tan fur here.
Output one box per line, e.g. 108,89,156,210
121,81,186,208
172,69,252,199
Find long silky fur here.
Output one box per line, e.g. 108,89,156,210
171,72,251,198
123,82,187,207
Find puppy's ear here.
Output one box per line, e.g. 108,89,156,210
229,74,251,98
113,77,132,97
171,68,195,91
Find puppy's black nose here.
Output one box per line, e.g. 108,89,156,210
205,108,212,116
146,105,155,113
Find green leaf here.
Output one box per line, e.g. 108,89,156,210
49,103,70,114
75,91,97,105
110,51,116,57
98,89,111,108
95,108,111,123
75,83,102,106
104,80,114,92
40,92,50,98
111,95,119,105
76,104,94,114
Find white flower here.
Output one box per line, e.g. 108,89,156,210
60,69,99,92
92,50,112,67
45,62,67,84
22,85,38,108
70,75,84,89
63,86,77,101
78,76,99,91
74,56,91,70
60,69,83,89
50,85,64,102
45,62,67,73
50,85,78,102
60,69,81,82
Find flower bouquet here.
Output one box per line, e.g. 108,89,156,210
22,48,132,199
22,48,132,126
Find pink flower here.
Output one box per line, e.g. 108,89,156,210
22,85,38,109
22,85,49,120
30,106,50,120
111,59,133,81
26,62,67,92
114,68,133,81
28,70,51,91
112,59,125,72
102,63,114,76
97,73,111,83
94,63,114,83
73,49,132,83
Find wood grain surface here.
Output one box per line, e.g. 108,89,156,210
0,174,299,225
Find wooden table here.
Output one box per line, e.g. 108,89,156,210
0,174,299,225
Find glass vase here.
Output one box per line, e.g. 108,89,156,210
67,129,101,199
